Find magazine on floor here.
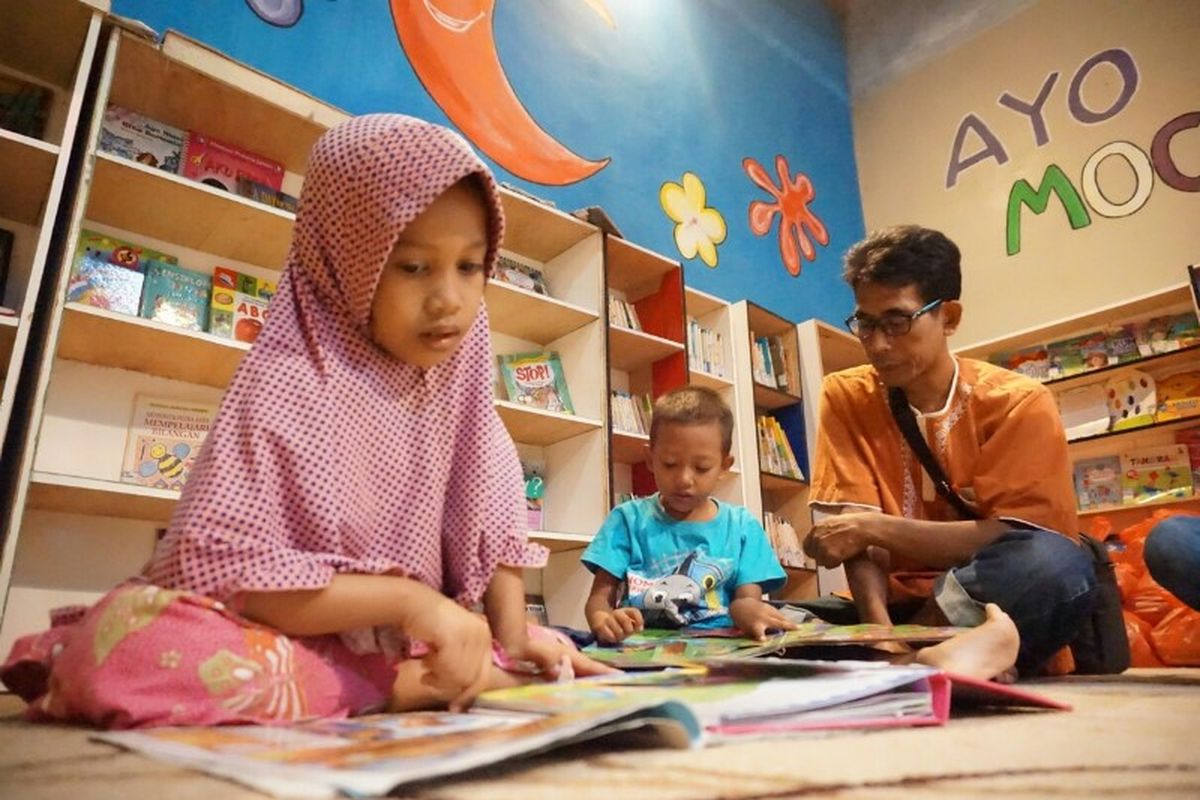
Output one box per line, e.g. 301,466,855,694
93,657,1066,798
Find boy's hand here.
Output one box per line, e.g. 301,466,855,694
730,597,797,641
588,607,645,643
403,594,493,711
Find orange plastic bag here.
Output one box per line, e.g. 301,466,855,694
1150,606,1200,666
1123,609,1164,667
1128,570,1184,626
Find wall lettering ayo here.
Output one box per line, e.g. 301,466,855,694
944,47,1198,255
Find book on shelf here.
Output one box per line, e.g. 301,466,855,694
1105,369,1156,432
988,344,1051,381
209,266,276,344
757,415,803,480
182,131,284,194
0,72,53,140
1155,369,1200,423
1073,455,1122,511
1120,444,1192,505
235,176,298,213
98,105,184,174
67,230,178,316
521,459,545,531
611,390,652,435
686,317,726,378
120,395,219,492
497,351,575,414
1175,426,1200,487
608,293,642,330
493,251,550,296
139,261,211,332
1047,330,1109,378
764,511,808,568
96,657,1064,798
1058,384,1110,440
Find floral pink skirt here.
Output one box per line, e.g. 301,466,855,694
0,581,553,729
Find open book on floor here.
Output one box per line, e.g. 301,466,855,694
94,660,1066,798
582,622,967,668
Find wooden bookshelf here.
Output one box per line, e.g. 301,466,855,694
57,303,250,387
608,326,686,372
610,430,650,465
485,281,598,345
0,130,61,225
0,316,17,374
494,401,603,446
753,381,802,410
529,531,593,554
27,472,178,522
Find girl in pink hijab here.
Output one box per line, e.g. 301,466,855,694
2,114,609,728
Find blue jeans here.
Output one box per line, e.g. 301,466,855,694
794,529,1097,675
1144,516,1200,611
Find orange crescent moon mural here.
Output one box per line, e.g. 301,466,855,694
390,0,611,186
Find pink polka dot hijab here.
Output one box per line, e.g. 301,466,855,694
147,114,545,609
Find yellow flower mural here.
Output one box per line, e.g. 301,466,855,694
660,172,727,268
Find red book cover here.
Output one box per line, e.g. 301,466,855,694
182,132,284,193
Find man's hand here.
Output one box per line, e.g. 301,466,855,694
804,512,891,568
730,597,797,641
588,607,645,644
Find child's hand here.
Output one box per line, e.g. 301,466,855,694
588,607,645,644
406,595,493,711
730,597,798,641
501,634,619,679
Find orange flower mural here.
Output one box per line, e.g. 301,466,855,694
744,155,829,277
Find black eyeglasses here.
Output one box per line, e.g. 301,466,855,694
845,298,944,339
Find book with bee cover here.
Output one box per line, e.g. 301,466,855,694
120,395,219,492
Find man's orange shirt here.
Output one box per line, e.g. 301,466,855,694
809,358,1079,602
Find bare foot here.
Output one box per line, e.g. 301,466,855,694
914,603,1019,681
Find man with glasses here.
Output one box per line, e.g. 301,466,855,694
802,225,1096,677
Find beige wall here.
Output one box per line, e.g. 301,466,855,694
852,0,1200,348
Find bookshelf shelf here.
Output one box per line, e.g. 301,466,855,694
1068,415,1199,447
689,369,733,391
611,430,650,465
58,303,249,388
88,153,294,270
529,531,593,553
812,319,866,374
760,471,808,492
609,326,685,371
1078,492,1200,519
28,472,178,522
485,281,599,345
499,194,596,264
1043,344,1200,392
606,237,679,300
0,130,61,226
494,400,603,446
753,381,802,410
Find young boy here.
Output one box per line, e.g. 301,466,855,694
582,386,796,643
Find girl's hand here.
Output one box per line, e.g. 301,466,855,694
589,607,645,644
730,597,798,641
404,595,493,710
501,633,619,679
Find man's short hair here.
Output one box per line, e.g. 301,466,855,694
649,386,734,455
843,225,962,304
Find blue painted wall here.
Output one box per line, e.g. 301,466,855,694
112,0,863,325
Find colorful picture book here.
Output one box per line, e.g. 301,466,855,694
182,132,284,194
497,351,574,414
120,395,219,492
96,659,1064,797
98,104,185,173
582,624,964,669
1105,369,1156,432
1046,330,1109,378
209,266,276,343
1155,370,1200,422
493,251,550,296
67,231,177,316
1073,455,1122,511
139,261,210,332
1120,444,1193,505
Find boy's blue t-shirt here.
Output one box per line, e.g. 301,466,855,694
581,495,787,629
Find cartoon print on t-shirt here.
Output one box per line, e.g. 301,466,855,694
626,550,732,626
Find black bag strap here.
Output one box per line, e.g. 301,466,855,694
887,387,981,521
